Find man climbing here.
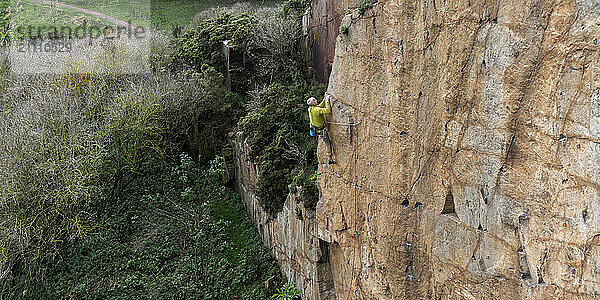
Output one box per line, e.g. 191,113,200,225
307,93,335,164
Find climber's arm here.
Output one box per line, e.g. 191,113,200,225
311,101,331,115
322,98,331,114
317,98,326,108
313,94,331,115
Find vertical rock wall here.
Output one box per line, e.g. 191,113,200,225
303,0,354,83
316,0,600,299
231,133,336,300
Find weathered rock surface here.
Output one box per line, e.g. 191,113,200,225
303,0,354,83
316,0,600,299
231,133,336,300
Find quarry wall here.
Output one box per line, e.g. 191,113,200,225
235,0,600,298
318,0,600,298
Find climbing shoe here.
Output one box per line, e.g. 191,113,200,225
328,160,336,165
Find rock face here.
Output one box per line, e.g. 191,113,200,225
231,133,336,300
303,0,354,83
316,0,600,299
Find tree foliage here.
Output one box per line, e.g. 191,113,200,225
170,13,256,73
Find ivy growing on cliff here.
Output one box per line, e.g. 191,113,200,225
168,2,323,216
239,80,326,215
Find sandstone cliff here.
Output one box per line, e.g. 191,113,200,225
304,0,354,83
235,0,600,299
317,0,600,299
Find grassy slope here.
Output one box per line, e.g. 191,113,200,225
150,0,284,30
12,1,112,36
55,0,151,28
56,0,283,30
3,155,281,299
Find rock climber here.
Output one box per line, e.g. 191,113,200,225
307,92,335,164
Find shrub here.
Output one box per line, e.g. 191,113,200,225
2,152,282,298
149,30,173,72
0,63,240,283
271,282,302,300
0,74,106,281
358,0,377,15
283,0,310,17
248,12,305,85
170,13,256,73
339,25,348,34
153,65,244,160
174,4,309,88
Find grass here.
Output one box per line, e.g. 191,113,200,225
11,0,112,37
54,0,151,28
52,0,284,31
151,0,284,30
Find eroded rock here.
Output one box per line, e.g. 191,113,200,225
315,0,600,298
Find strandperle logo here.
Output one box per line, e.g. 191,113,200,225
14,23,146,41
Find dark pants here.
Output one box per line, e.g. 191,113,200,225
313,126,333,158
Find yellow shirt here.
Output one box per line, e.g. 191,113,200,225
308,99,331,128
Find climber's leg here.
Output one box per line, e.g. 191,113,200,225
321,128,335,164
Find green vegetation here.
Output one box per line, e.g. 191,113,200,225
271,282,302,300
239,82,325,214
282,0,310,17
1,0,322,297
291,169,319,208
170,13,256,73
55,0,284,31
0,59,251,287
0,1,10,43
7,0,286,36
151,0,213,30
171,3,324,214
56,0,151,28
339,25,348,34
3,154,281,298
151,0,283,30
358,0,377,15
0,25,274,295
10,0,112,38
